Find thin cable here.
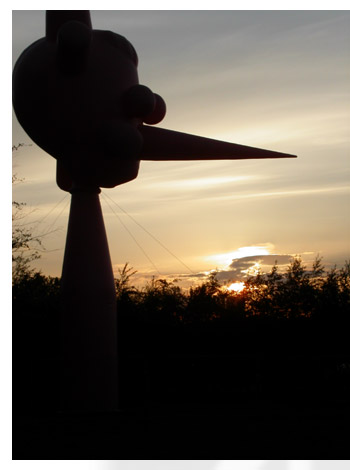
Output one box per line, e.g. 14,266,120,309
102,193,161,275
29,193,69,226
103,191,195,275
13,194,68,225
42,197,70,236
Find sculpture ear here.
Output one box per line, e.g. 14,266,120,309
46,10,92,41
57,20,92,74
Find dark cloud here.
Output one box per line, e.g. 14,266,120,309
229,254,292,270
215,254,293,282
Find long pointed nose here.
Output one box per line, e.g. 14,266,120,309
46,10,92,41
139,126,297,161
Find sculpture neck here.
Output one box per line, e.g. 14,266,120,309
70,182,101,194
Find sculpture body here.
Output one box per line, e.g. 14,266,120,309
12,10,296,412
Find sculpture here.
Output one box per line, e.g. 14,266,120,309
12,10,296,411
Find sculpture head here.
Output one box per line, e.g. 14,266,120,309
12,10,166,190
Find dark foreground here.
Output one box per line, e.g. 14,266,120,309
13,400,350,459
13,319,350,459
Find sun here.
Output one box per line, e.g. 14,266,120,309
223,281,246,293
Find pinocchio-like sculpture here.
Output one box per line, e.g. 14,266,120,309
13,10,296,411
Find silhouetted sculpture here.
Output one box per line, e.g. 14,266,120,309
12,10,296,411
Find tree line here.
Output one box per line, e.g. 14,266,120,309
12,256,350,325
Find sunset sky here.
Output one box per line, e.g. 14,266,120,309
12,9,350,288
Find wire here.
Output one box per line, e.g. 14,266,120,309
102,191,195,275
101,193,161,275
42,196,70,237
27,193,69,226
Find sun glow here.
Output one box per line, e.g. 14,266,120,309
223,281,246,293
205,245,272,269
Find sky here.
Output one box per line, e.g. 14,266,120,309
12,9,350,288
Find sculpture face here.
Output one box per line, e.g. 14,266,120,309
13,11,295,192
12,13,166,189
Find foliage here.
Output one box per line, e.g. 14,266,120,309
12,146,42,282
245,255,349,322
115,262,138,300
13,271,61,318
12,195,43,281
186,270,226,323
140,277,186,324
317,260,350,321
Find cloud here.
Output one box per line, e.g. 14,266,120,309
164,253,294,287
215,254,293,282
197,185,350,205
229,254,292,271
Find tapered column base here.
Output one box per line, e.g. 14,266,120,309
60,189,118,411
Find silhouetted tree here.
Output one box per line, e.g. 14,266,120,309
114,263,142,322
244,255,350,322
245,262,285,318
317,260,350,322
141,277,186,324
13,271,61,318
115,263,137,298
186,271,226,323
